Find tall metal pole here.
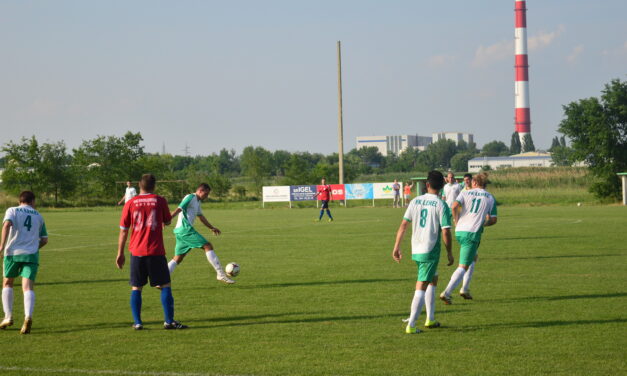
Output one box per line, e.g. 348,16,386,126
337,41,345,184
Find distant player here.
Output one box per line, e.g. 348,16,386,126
440,172,497,304
403,181,414,207
392,179,401,208
392,171,454,334
117,181,137,206
442,172,461,208
0,191,48,334
117,174,187,330
167,183,234,284
460,173,472,191
314,178,334,222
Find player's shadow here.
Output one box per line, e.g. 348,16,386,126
486,253,620,261
490,235,579,241
237,278,408,290
450,317,627,332
37,278,127,286
485,292,627,303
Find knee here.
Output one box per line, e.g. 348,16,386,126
3,279,14,288
204,243,214,251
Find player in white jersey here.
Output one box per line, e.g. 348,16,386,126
117,181,137,206
442,172,462,209
0,191,48,334
440,173,497,304
393,171,454,334
167,183,234,284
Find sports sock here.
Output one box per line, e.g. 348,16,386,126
160,287,174,324
319,210,324,220
461,261,475,293
205,250,224,275
168,260,178,274
2,287,13,319
23,290,35,318
443,267,466,297
425,284,436,322
130,290,142,325
408,290,426,328
326,209,333,220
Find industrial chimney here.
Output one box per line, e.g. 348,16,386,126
514,0,531,146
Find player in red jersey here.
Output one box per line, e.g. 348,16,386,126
116,174,187,330
314,177,334,222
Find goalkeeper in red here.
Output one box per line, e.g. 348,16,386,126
392,171,454,334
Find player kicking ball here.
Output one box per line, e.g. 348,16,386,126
392,171,454,334
0,191,48,334
440,172,497,304
167,183,234,284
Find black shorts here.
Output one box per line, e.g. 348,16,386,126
321,200,329,209
130,255,171,287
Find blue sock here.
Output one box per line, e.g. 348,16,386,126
319,210,324,220
130,290,142,325
160,287,174,324
326,209,333,220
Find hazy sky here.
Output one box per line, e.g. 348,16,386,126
1,0,625,155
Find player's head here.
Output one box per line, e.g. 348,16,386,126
473,172,489,188
321,177,326,184
196,183,211,200
19,191,36,205
426,170,445,193
463,173,472,186
126,181,132,187
139,174,156,193
447,171,455,183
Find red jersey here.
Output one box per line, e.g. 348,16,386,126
119,193,172,256
317,185,332,201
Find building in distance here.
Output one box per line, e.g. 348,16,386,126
432,132,474,146
355,135,432,156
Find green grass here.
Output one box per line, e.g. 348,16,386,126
0,205,625,375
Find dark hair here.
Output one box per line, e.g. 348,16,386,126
427,170,445,191
19,191,35,204
198,183,211,191
464,173,472,179
139,174,156,192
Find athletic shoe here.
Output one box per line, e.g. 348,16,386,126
217,274,235,284
424,320,441,328
460,291,473,300
405,324,421,334
132,323,144,330
328,218,333,222
439,293,452,305
20,318,32,334
0,318,13,329
164,321,188,330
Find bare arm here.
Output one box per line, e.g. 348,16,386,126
451,201,461,225
199,215,221,235
0,221,11,256
484,215,497,227
117,196,125,206
39,237,48,249
392,220,410,263
442,228,454,266
116,228,129,269
170,207,182,219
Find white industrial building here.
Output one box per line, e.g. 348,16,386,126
356,135,432,156
432,132,474,145
467,152,552,172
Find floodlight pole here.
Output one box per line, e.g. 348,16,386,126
337,41,345,185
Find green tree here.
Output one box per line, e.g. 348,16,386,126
558,79,627,199
510,132,522,154
240,146,273,194
38,141,75,204
419,139,457,169
550,146,576,167
450,152,475,172
522,134,536,152
282,153,312,185
480,141,509,157
550,136,561,151
1,136,42,193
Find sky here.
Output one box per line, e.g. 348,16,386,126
0,0,625,156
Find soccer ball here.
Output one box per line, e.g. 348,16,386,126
225,262,240,277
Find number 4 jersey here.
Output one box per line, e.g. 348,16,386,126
2,205,48,262
403,193,452,262
454,188,497,241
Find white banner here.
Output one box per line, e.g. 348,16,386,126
262,186,291,202
373,182,401,199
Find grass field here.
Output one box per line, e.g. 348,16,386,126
0,204,625,376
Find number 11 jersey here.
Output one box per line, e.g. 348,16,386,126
454,188,497,239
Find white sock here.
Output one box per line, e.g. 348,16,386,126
425,284,436,322
205,250,223,275
23,290,35,318
444,267,466,297
461,261,476,293
408,290,426,328
168,260,178,274
2,287,13,319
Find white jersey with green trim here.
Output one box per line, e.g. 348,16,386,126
442,182,461,208
403,193,452,256
455,188,497,234
2,205,47,256
175,193,203,229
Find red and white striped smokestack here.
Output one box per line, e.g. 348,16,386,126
514,0,530,146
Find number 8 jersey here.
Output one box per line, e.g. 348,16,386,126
403,193,452,262
454,188,497,239
2,205,47,259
